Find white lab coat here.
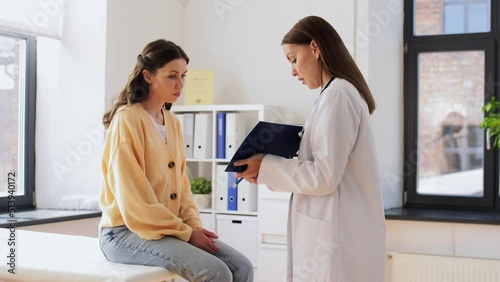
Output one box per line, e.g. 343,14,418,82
259,78,386,282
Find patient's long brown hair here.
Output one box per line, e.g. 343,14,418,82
103,39,189,128
282,16,376,114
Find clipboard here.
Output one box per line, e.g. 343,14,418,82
225,121,303,172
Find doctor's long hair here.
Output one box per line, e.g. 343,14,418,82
102,39,189,129
282,16,376,114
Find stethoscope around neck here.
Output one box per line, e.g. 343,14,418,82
320,76,335,95
298,77,335,139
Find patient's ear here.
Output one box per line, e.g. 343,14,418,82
143,69,153,84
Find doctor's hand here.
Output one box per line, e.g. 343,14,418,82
234,153,265,184
188,228,221,254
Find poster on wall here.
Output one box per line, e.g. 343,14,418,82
184,70,215,105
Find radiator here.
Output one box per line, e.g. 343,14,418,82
389,253,500,282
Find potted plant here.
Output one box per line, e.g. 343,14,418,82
480,97,500,149
190,176,212,209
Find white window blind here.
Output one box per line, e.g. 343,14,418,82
0,0,64,39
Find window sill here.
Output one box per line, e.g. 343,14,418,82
385,207,500,225
0,208,101,228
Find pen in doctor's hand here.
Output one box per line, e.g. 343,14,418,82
232,178,243,188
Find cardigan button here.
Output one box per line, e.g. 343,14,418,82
170,193,177,200
168,161,175,168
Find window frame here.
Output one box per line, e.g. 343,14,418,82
0,31,36,210
404,0,500,210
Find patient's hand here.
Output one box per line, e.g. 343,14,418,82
188,228,220,254
234,154,265,184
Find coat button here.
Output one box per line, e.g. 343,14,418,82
168,161,175,168
170,193,177,200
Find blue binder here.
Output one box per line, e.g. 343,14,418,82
227,172,238,211
216,112,226,159
225,121,303,172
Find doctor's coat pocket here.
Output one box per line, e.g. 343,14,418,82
293,212,339,281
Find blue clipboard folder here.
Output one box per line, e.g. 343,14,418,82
225,121,303,173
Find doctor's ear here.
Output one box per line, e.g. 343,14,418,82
310,40,320,60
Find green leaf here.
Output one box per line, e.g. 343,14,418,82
481,97,500,148
190,176,212,194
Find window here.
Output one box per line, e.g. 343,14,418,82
415,0,490,36
443,0,490,34
404,0,499,209
0,31,36,209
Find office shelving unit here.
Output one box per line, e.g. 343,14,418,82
171,104,287,270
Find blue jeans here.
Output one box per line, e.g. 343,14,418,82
100,226,254,282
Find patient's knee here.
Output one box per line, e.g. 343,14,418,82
192,261,232,282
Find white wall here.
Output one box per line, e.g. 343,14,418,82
180,0,355,124
36,0,184,209
36,0,106,208
365,0,404,209
105,0,183,111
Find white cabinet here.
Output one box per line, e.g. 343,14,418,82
217,214,258,266
172,104,289,279
258,246,288,282
198,212,213,231
258,187,290,281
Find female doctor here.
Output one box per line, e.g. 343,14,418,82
234,16,386,282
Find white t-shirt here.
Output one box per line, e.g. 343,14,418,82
150,116,166,143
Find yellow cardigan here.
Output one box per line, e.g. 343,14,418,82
99,103,202,241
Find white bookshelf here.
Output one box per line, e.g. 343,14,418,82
171,104,287,273
172,104,286,216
